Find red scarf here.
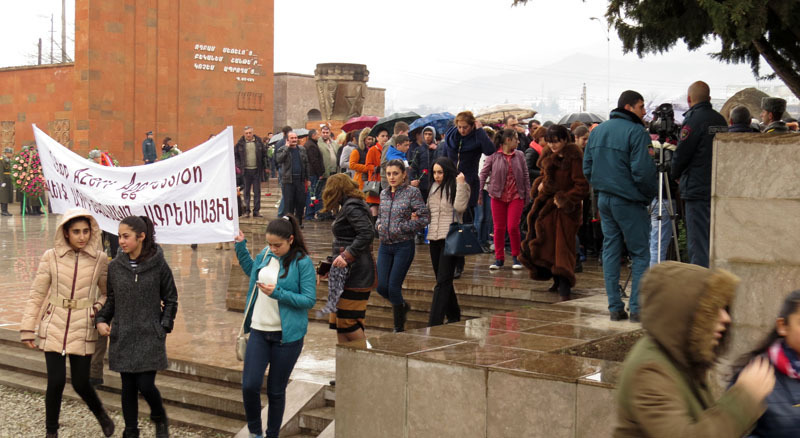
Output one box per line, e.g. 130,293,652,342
768,340,800,379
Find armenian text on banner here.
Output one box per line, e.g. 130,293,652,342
33,125,239,244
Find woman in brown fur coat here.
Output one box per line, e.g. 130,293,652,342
520,125,589,300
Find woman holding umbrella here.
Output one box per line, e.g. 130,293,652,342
519,125,589,301
363,128,388,219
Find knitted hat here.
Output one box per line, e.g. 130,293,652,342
761,97,787,117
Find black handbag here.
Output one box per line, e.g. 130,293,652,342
443,208,483,256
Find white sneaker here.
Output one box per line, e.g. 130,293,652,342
489,260,503,270
512,257,523,270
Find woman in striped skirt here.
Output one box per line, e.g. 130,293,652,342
320,173,377,343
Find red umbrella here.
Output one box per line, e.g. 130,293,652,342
341,115,379,132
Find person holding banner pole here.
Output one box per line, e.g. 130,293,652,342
275,132,309,227
234,215,316,438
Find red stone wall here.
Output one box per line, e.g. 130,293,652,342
74,0,275,165
0,64,75,149
0,0,274,166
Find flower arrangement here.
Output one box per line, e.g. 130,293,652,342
11,147,46,198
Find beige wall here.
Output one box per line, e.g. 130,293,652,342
273,72,384,131
711,132,800,363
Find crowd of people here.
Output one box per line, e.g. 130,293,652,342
13,85,800,437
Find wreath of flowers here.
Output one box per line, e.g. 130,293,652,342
11,147,46,198
86,150,120,167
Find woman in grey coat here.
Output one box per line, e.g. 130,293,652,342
96,215,178,438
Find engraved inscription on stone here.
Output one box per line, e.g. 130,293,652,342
237,92,264,111
0,121,14,148
48,119,70,146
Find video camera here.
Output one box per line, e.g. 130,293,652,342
648,103,679,172
649,103,680,141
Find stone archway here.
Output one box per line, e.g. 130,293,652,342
307,109,322,121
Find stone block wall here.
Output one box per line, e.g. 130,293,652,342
0,64,75,149
711,133,800,360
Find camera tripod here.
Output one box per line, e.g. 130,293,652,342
653,137,681,263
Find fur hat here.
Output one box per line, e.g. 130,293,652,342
761,97,787,117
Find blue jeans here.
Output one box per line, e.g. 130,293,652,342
597,193,650,315
474,190,493,245
242,330,304,438
684,199,710,268
649,198,675,266
377,239,415,305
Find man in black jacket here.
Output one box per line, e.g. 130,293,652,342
671,81,727,268
275,132,310,224
234,126,267,217
303,129,325,221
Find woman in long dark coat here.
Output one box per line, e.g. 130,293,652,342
519,125,589,301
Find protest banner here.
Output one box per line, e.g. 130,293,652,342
33,125,239,244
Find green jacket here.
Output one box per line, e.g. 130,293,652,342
614,262,765,437
235,241,316,343
0,157,13,204
318,139,338,177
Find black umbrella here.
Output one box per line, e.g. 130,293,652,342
558,112,606,126
369,112,421,138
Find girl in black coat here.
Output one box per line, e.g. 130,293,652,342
320,173,376,344
732,290,800,438
96,216,178,438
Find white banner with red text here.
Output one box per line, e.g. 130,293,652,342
33,125,239,244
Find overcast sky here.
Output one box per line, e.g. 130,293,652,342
2,0,785,118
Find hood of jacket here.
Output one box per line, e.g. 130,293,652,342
423,126,437,145
54,208,103,257
357,129,370,150
641,261,739,372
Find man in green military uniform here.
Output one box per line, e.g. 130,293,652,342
1,147,13,216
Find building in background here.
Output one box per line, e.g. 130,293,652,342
273,63,384,132
0,0,274,165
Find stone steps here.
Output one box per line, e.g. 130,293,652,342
0,327,252,434
0,366,243,435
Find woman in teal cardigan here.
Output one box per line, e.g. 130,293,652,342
234,214,316,438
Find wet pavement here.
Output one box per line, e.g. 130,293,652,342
0,193,633,386
0,212,337,385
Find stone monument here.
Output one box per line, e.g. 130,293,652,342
314,63,369,121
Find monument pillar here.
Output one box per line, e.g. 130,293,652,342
711,132,800,375
314,63,369,122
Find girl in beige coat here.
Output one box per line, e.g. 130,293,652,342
20,208,115,438
426,157,470,327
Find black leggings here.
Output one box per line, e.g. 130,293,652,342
44,352,104,433
120,371,167,427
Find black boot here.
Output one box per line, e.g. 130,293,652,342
122,427,140,438
46,432,57,438
154,417,169,438
392,302,410,333
558,276,572,302
93,409,115,437
0,204,10,216
548,276,560,293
